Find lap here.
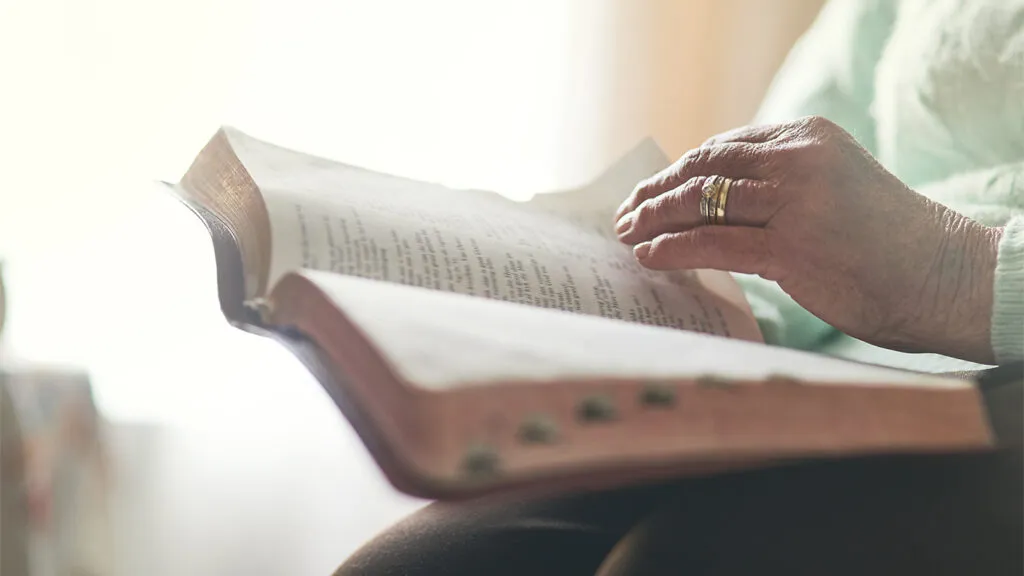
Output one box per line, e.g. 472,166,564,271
337,371,1022,576
335,482,676,576
598,370,1023,575
598,449,1022,575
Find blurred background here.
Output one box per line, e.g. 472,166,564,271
0,0,823,574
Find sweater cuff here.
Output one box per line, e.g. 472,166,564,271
992,217,1024,363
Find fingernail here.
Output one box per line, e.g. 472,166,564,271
634,242,651,259
615,214,634,235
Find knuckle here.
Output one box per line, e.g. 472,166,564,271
684,175,708,193
632,168,677,208
695,145,716,166
627,184,651,210
629,184,690,234
787,115,829,143
804,114,824,126
649,232,679,257
816,115,840,132
630,180,651,199
659,187,687,214
634,194,667,226
680,147,701,164
801,114,831,130
803,115,843,143
630,198,655,223
682,176,707,205
627,183,643,200
648,171,670,190
682,145,713,168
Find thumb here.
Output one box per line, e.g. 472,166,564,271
634,227,772,276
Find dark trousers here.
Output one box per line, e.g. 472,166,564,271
336,369,1022,576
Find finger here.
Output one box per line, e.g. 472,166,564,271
616,177,780,245
632,227,771,276
614,142,768,221
701,122,789,147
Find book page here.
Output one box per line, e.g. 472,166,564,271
297,270,964,391
524,138,668,238
226,129,762,341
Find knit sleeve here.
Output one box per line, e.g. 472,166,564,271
993,217,1024,363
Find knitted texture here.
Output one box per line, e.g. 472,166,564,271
993,217,1024,362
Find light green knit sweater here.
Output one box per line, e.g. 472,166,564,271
738,0,1024,371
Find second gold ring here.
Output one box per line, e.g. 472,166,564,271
700,176,732,225
714,177,731,225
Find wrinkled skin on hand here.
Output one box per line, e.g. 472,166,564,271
614,116,1003,364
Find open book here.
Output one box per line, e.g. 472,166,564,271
165,127,992,499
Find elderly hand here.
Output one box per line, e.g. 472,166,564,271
614,116,1003,364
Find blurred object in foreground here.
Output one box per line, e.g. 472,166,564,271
2,380,30,576
3,366,113,576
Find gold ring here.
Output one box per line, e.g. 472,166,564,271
700,176,721,226
714,177,732,225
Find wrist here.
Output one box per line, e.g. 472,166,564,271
919,215,1002,364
